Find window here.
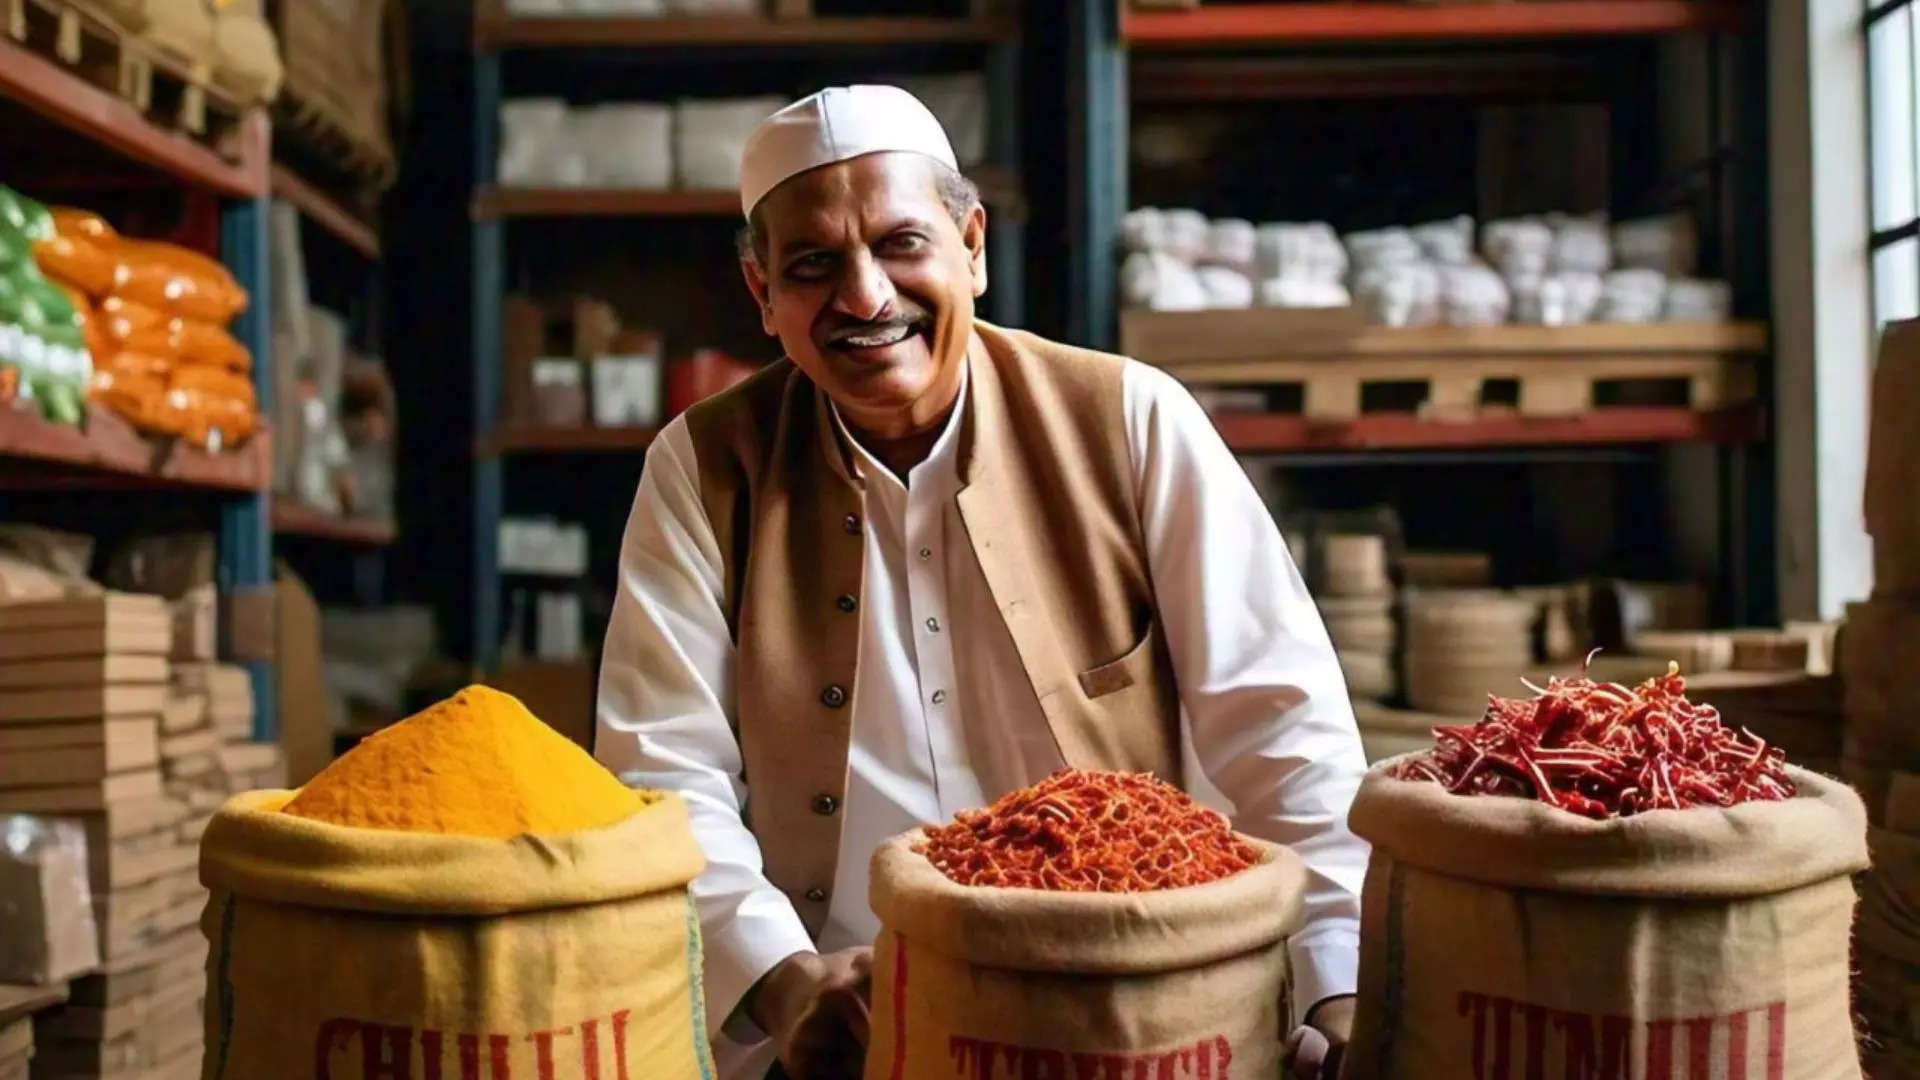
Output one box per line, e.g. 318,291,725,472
1869,0,1920,325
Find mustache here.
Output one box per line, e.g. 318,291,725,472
821,306,932,345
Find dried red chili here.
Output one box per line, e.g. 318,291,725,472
1392,653,1797,819
915,769,1259,892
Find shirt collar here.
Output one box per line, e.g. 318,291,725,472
828,362,969,497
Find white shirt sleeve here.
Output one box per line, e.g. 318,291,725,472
1123,361,1371,1028
595,418,815,1042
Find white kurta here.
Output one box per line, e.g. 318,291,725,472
596,359,1370,1080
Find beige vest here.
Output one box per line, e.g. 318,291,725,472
682,323,1181,936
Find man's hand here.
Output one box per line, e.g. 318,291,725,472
1285,995,1355,1080
746,948,874,1080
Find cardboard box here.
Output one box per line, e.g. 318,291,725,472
159,693,207,735
83,796,190,844
0,654,169,689
276,565,329,787
0,684,168,723
0,771,161,814
33,977,199,1043
169,585,216,663
157,729,218,762
0,622,171,663
0,815,100,984
0,725,160,788
490,660,595,751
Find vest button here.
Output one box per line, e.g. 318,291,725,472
843,513,861,534
804,887,828,903
811,793,840,816
820,684,848,708
836,594,857,613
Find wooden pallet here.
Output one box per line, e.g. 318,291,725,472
3,0,248,154
1184,351,1757,421
275,86,394,188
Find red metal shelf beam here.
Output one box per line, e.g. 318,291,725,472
1122,2,1746,48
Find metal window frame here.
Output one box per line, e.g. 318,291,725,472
1867,0,1920,329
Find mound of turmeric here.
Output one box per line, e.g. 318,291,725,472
282,684,648,837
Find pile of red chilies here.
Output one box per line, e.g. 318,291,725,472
1391,655,1796,819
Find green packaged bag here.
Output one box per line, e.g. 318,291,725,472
0,187,53,244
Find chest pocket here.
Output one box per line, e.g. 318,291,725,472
1077,618,1163,700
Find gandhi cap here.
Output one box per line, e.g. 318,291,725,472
738,85,958,219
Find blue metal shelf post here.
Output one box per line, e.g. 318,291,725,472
472,51,505,673
219,194,277,739
1067,0,1124,351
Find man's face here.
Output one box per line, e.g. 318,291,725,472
742,152,986,439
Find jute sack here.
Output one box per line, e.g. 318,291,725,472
199,790,714,1080
1345,762,1868,1080
864,832,1307,1080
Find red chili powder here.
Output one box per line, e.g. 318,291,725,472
915,768,1259,891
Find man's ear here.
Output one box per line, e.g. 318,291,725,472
740,256,776,335
964,203,988,299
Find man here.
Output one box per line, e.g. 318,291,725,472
596,85,1368,1080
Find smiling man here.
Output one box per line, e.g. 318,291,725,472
595,86,1369,1080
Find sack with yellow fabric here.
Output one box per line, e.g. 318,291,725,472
198,686,716,1080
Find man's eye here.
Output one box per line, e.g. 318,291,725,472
882,234,928,255
787,253,833,278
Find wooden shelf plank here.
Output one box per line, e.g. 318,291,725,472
0,403,269,492
478,424,659,456
0,37,268,198
473,166,1025,220
475,13,1017,49
1122,2,1746,48
1121,310,1769,367
1210,404,1764,453
270,165,380,259
270,500,396,545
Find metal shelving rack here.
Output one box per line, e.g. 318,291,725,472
1065,0,1776,624
467,5,1026,672
0,35,278,737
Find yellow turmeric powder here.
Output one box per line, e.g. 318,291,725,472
282,684,648,837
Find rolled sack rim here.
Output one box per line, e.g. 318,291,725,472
867,831,1308,975
199,788,706,916
1351,757,1868,899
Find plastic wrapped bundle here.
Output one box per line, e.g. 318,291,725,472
1597,269,1669,323
1614,212,1698,276
1204,218,1256,273
1438,262,1510,327
1121,251,1207,311
1121,207,1165,254
1510,271,1604,326
1549,212,1612,273
1482,217,1553,279
676,96,785,190
1159,209,1211,262
498,100,581,188
1354,262,1441,327
1196,266,1254,309
1257,223,1347,283
1260,277,1351,309
576,104,671,189
1345,226,1422,272
1664,278,1732,323
1412,215,1475,265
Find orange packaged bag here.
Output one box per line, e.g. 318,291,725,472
51,208,115,240
174,319,250,372
98,296,170,346
58,285,106,362
170,362,255,408
89,367,175,435
35,231,120,297
109,240,247,324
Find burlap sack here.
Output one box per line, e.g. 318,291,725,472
1346,762,1869,1080
864,832,1307,1080
199,790,714,1080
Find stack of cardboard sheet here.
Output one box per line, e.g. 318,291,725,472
0,595,207,1078
1848,318,1920,1075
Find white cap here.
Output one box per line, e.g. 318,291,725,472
739,85,957,219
